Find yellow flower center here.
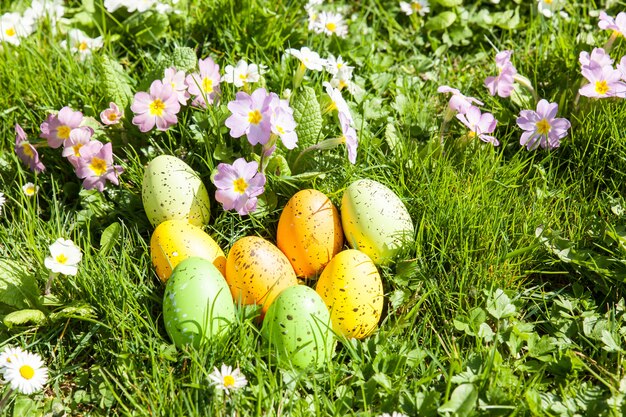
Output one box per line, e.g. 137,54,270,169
21,143,34,158
78,41,88,51
56,253,68,264
25,186,36,196
248,110,262,125
72,143,83,157
412,2,422,10
223,375,235,387
338,80,347,90
202,77,213,93
149,99,165,116
239,73,247,80
468,131,477,139
19,365,35,380
89,157,107,176
337,62,343,69
276,125,285,135
57,125,71,139
595,80,610,95
233,178,248,194
5,27,15,37
107,113,118,122
536,118,551,135
325,22,337,33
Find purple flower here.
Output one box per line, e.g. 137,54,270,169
269,95,298,149
61,126,94,168
484,50,517,98
213,158,266,216
437,85,483,114
599,11,626,37
100,102,123,125
323,81,353,125
75,141,124,192
579,64,626,98
163,67,189,105
40,106,84,148
185,57,221,108
131,80,181,132
15,123,45,173
618,56,626,81
225,88,273,146
516,99,571,150
579,48,613,69
456,106,498,146
339,112,357,164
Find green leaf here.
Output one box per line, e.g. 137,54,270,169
3,309,47,328
100,55,134,110
12,396,38,417
492,9,520,30
0,259,40,313
601,330,622,352
487,289,516,320
124,11,169,45
425,12,457,31
100,222,121,256
49,303,97,322
266,154,291,177
438,383,478,417
291,86,322,147
435,0,463,6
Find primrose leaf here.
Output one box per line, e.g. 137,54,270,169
124,11,169,45
3,309,47,328
438,383,478,417
291,86,322,147
0,259,40,313
100,55,134,110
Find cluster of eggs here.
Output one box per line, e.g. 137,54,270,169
143,155,414,369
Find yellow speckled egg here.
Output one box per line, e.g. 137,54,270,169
277,189,343,279
315,249,383,339
150,220,226,283
142,155,211,227
225,236,298,315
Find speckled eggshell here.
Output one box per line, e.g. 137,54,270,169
225,236,298,315
315,249,383,339
341,179,414,265
261,285,335,369
276,189,343,279
142,155,211,227
163,257,235,348
150,220,226,283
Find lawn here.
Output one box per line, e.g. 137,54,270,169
1,0,626,416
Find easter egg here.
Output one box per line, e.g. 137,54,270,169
163,257,235,348
225,236,298,315
315,249,383,339
277,189,343,278
341,179,413,265
150,220,226,283
261,285,335,369
142,155,211,227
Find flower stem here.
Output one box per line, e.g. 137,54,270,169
44,272,59,296
603,31,619,53
293,63,306,90
0,388,14,412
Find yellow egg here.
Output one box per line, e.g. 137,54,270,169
226,236,298,315
150,220,226,283
277,189,343,279
315,249,383,339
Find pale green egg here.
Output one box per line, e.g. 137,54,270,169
142,155,211,227
163,257,235,348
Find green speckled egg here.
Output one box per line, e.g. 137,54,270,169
142,155,211,227
341,179,413,264
261,285,335,369
315,249,383,339
163,257,235,348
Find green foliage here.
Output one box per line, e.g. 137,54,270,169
99,55,134,110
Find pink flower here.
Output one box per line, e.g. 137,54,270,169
516,99,571,150
225,88,273,146
618,56,626,81
456,106,498,146
579,48,613,69
437,85,483,114
213,158,266,216
484,50,517,98
40,106,84,148
61,127,93,168
185,57,221,108
163,67,189,105
131,80,181,132
339,112,357,164
598,11,626,37
15,123,45,173
579,64,626,98
100,102,123,125
269,95,298,149
75,141,123,192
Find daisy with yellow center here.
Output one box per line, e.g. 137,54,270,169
208,364,248,394
0,346,23,370
2,350,48,395
22,183,39,197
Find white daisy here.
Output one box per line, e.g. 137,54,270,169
3,351,48,395
285,47,326,71
399,0,430,17
325,54,353,76
314,11,348,38
0,346,24,371
22,183,39,197
44,238,83,276
60,29,103,60
208,364,247,394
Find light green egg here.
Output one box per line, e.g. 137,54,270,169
163,257,235,348
142,155,211,227
261,285,335,369
341,179,414,265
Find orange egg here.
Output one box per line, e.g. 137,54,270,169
225,236,298,314
150,220,226,283
277,189,343,278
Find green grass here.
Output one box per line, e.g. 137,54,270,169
2,0,626,416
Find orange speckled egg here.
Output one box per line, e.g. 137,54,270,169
225,236,298,314
315,249,383,339
277,189,343,279
150,220,226,283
